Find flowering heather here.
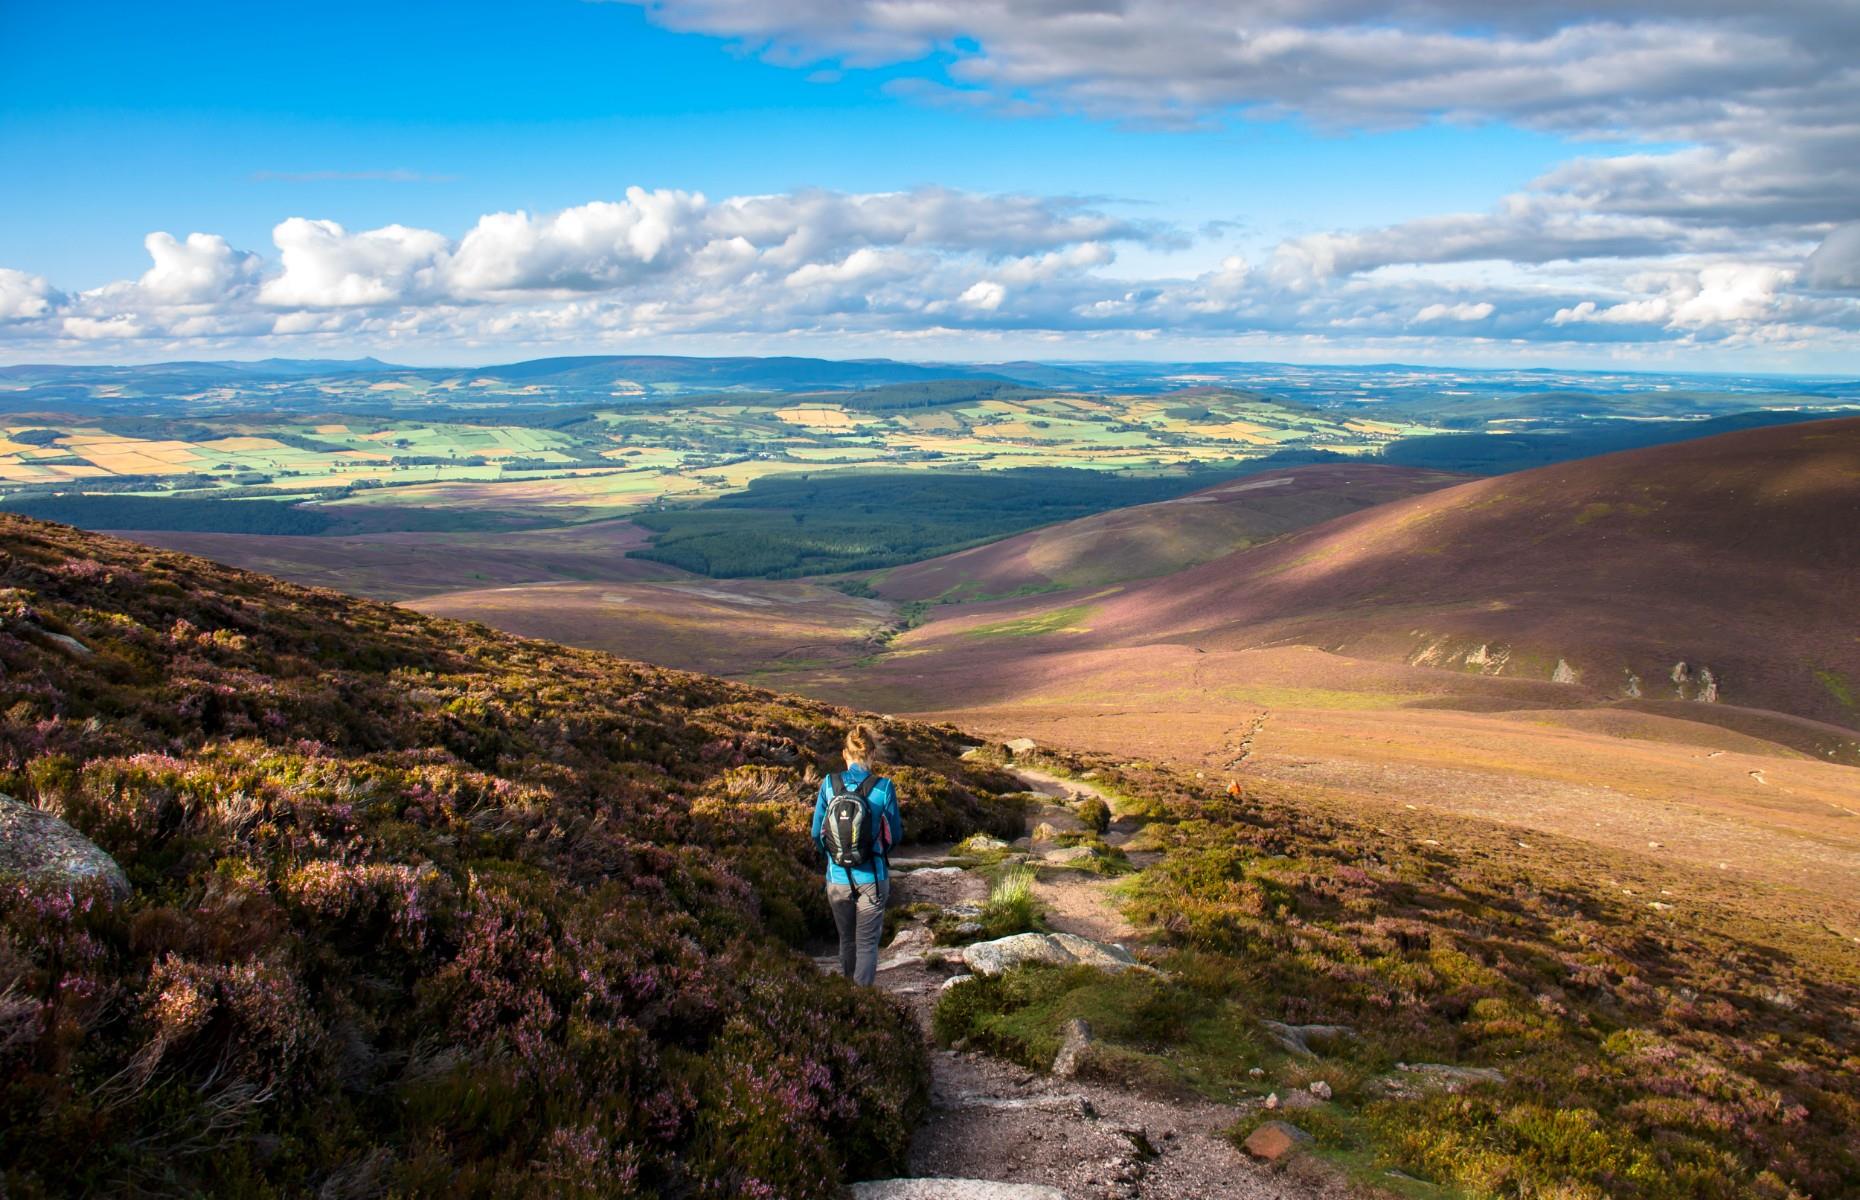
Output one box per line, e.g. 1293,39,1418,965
983,749,1860,1198
0,515,1022,1197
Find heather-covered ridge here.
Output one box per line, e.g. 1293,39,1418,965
948,747,1860,1198
0,514,1026,1198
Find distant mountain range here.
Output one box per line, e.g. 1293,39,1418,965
3,352,1855,405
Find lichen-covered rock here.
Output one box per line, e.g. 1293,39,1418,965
961,931,1139,976
0,794,129,900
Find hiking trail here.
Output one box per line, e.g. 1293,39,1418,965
827,760,1338,1200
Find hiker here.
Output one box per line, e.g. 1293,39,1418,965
812,723,902,986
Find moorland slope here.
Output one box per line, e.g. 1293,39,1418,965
6,514,1860,1198
867,463,1464,602
887,416,1860,732
0,514,1026,1198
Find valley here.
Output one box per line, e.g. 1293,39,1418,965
7,358,1860,1198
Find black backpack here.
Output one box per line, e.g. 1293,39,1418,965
821,773,884,869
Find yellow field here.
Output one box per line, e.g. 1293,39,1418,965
773,405,861,429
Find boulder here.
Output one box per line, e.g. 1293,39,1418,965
1039,846,1096,865
0,794,129,900
1051,1017,1093,1079
955,834,1010,855
1029,822,1060,843
1005,738,1038,756
856,1177,1052,1200
962,931,1139,977
1242,1121,1312,1164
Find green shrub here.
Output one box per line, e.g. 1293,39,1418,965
1076,796,1111,834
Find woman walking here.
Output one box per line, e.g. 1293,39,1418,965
812,724,902,986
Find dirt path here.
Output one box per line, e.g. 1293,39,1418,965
840,764,1337,1200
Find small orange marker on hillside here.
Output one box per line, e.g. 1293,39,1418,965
1227,780,1244,799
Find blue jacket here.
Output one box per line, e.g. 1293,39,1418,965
812,763,901,887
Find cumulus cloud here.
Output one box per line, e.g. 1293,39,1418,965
1,181,1855,357
260,219,450,308
138,233,263,304
0,269,62,322
606,0,1860,360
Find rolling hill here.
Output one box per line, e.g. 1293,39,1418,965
0,513,1025,1197
777,418,1860,915
5,510,1859,1198
866,462,1464,602
1082,414,1860,730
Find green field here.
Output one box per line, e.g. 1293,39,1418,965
4,368,1847,572
0,388,1436,538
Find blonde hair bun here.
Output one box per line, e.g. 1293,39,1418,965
843,722,886,765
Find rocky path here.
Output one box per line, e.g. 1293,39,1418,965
843,763,1339,1200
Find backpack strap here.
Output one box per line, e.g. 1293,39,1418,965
855,773,888,862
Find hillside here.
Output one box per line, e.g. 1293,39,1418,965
1095,415,1860,730
6,516,1860,1198
867,463,1464,602
0,514,1026,1197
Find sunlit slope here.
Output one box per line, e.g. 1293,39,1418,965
1079,416,1860,730
866,463,1463,601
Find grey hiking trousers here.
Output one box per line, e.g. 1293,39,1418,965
828,878,890,986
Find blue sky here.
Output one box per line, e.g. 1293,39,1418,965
3,0,1857,368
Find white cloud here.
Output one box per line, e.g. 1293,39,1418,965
1,182,1856,360
138,232,262,304
1414,301,1495,323
0,269,61,321
445,189,708,296
259,218,449,308
959,280,1006,310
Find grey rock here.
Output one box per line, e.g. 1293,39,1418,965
955,834,1011,854
0,794,129,900
1396,1062,1507,1088
963,931,1139,977
852,1180,1067,1200
940,973,975,992
1052,1018,1093,1079
1040,846,1096,865
1260,1020,1355,1058
953,920,984,936
1005,738,1039,756
41,630,92,659
938,1093,1092,1114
